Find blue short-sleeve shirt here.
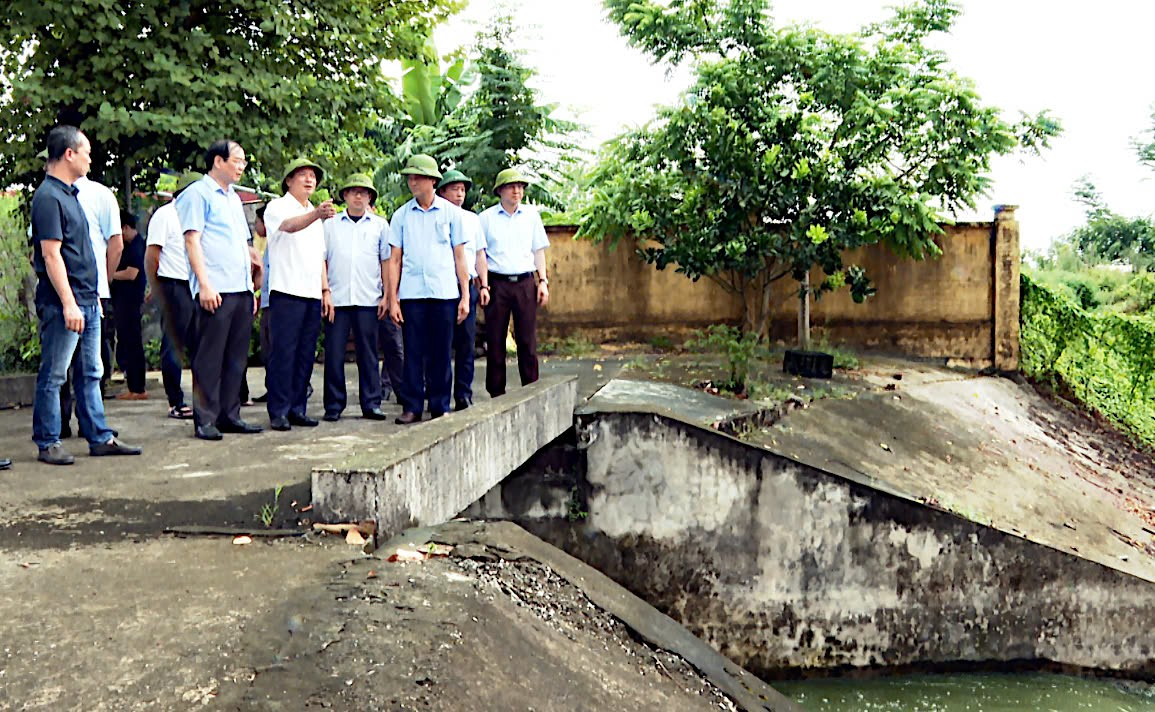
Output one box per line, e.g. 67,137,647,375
479,202,549,275
175,175,254,296
388,196,465,301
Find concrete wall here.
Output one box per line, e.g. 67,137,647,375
542,211,1020,368
469,411,1155,678
311,376,577,537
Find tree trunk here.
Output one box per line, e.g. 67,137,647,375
123,162,133,210
797,273,811,350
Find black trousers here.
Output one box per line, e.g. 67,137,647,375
484,277,539,397
379,316,404,397
111,293,146,393
157,278,196,408
192,291,253,428
323,306,382,415
398,299,455,415
453,283,479,404
267,291,321,420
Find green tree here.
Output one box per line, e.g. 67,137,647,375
1136,105,1155,171
448,15,584,211
1063,177,1155,272
0,0,461,204
579,0,1059,344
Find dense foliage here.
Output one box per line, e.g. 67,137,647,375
579,0,1059,342
1021,273,1155,447
371,15,583,211
0,0,460,198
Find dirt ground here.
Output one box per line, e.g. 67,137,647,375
0,359,796,711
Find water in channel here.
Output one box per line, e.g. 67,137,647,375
776,672,1155,711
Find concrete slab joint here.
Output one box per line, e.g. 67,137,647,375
311,375,579,538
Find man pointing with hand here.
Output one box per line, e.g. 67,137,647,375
264,158,335,431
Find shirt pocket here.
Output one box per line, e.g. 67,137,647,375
436,220,452,245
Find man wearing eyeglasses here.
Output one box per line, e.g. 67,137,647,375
176,140,263,441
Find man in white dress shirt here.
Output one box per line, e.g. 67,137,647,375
320,174,392,422
436,169,489,411
262,158,335,431
144,171,201,420
479,168,550,399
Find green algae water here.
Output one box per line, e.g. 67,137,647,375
776,673,1155,711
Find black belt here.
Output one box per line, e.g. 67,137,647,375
490,272,535,283
157,276,189,284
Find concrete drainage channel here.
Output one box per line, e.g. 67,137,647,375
465,378,1155,687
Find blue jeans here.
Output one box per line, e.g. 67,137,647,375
33,302,114,450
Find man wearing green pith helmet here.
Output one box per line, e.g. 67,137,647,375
264,158,335,432
320,174,394,422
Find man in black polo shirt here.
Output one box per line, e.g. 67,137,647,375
30,125,141,465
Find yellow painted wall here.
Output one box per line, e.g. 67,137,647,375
540,222,1007,364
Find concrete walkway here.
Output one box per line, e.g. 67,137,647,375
0,358,626,710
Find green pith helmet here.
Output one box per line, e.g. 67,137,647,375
398,154,442,180
492,167,531,196
174,171,204,197
437,169,472,191
281,158,325,193
338,173,378,204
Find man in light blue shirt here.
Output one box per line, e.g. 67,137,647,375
321,174,392,422
436,169,489,411
479,167,551,398
176,140,263,441
386,155,469,424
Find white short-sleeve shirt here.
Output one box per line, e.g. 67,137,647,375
264,193,325,300
145,201,190,281
75,176,122,299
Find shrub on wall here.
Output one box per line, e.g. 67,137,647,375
1021,273,1155,447
0,195,38,373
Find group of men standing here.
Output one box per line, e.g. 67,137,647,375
21,127,552,466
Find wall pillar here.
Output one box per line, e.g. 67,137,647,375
992,205,1021,372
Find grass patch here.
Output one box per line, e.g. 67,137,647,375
539,334,598,358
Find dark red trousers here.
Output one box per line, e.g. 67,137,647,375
484,277,539,397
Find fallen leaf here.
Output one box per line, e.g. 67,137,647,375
880,443,891,452
366,570,378,579
592,364,603,372
232,535,252,546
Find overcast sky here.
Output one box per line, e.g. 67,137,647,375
435,1,1154,252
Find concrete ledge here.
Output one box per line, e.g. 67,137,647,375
311,375,579,537
0,374,36,409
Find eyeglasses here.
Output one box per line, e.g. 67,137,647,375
228,156,248,168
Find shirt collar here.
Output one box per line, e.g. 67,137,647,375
203,174,234,196
498,203,523,217
45,174,78,195
409,196,443,213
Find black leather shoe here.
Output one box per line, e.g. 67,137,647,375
195,424,223,441
394,411,421,425
454,399,471,412
269,416,291,431
361,408,388,421
288,412,319,427
217,419,263,434
90,437,143,456
322,412,341,422
0,458,10,470
38,443,75,465
429,412,445,420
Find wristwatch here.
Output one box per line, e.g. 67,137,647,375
539,277,549,285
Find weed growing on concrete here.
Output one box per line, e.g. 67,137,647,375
688,325,758,394
565,487,588,522
258,485,284,528
540,334,598,358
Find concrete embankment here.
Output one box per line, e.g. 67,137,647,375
469,370,1155,678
